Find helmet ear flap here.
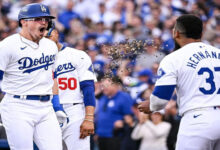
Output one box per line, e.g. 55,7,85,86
47,20,52,30
46,21,55,37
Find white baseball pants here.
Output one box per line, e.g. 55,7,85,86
62,103,90,150
0,94,62,150
176,106,220,150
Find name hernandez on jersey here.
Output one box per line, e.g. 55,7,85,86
186,49,220,69
155,42,220,116
55,47,96,104
0,34,58,95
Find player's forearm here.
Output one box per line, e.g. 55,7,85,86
150,94,168,111
150,85,175,111
52,78,59,95
84,106,95,121
52,78,64,112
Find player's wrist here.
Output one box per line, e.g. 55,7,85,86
84,113,94,122
85,114,94,117
84,118,94,123
85,115,94,120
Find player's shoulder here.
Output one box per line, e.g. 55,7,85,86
70,47,88,56
62,47,90,58
0,34,19,44
0,34,19,50
41,37,57,46
41,37,58,51
201,42,220,51
160,50,179,64
161,42,202,63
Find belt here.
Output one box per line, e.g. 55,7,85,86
13,95,51,101
73,103,82,105
183,106,220,116
213,106,220,110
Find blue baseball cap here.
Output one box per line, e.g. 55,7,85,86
88,46,99,52
138,69,152,77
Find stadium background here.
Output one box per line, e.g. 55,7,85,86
0,0,219,149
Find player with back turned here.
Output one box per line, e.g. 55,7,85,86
0,3,68,150
138,14,220,150
46,28,96,150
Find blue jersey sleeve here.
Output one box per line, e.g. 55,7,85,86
152,85,176,100
80,80,96,107
52,95,64,112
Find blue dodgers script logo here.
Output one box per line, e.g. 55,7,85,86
18,53,56,73
55,62,76,77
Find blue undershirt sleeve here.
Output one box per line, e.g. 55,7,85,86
152,85,176,100
80,80,96,107
52,95,64,112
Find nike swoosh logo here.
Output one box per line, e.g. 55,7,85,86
20,46,27,50
193,114,202,118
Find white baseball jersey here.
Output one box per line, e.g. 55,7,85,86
156,42,220,115
55,47,96,104
0,33,58,95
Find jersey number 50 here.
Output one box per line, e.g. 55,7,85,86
198,67,220,94
58,77,77,90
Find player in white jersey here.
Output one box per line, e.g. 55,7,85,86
46,29,96,150
0,3,68,150
138,14,220,150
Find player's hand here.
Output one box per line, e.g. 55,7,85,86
79,119,94,139
55,110,69,130
138,100,152,114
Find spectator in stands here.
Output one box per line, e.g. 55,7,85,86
95,76,133,150
129,68,152,100
58,0,80,30
131,111,171,150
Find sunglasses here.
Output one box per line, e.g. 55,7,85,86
24,18,51,22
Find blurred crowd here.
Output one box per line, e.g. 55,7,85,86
0,0,220,150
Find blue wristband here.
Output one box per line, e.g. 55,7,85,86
52,95,64,112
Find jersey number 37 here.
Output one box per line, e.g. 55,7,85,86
198,67,220,95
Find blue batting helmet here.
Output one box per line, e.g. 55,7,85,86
18,3,55,27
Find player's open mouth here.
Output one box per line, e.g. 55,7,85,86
39,27,46,33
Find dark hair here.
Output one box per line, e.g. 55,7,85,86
102,76,123,85
176,14,203,39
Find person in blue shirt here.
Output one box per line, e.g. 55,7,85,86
58,0,80,29
96,76,133,150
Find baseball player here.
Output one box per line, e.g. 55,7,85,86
138,14,220,150
0,3,67,150
46,29,96,150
